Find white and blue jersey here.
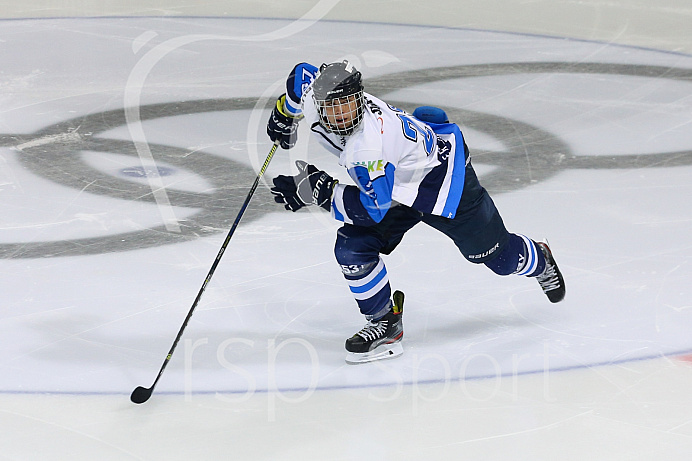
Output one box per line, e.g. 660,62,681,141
281,63,549,319
283,63,468,226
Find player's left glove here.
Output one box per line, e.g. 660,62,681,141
270,160,338,212
267,94,302,150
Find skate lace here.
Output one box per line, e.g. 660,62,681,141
357,320,388,342
537,263,560,292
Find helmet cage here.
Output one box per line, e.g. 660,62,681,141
314,91,365,136
312,61,365,136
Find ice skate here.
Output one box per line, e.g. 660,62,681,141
345,291,404,364
534,241,566,303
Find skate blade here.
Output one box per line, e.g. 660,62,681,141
345,342,403,364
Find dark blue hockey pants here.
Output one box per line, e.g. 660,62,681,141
333,167,544,318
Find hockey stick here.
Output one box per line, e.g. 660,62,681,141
131,141,279,404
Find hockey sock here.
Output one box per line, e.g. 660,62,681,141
484,233,546,277
514,234,546,276
341,257,392,319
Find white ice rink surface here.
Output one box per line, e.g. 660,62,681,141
2,2,692,460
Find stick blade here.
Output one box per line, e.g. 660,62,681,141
130,386,153,404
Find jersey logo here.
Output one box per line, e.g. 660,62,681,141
352,160,385,173
437,138,452,162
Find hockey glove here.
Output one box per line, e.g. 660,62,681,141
267,94,301,150
270,160,338,212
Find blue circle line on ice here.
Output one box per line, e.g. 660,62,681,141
1,348,690,397
2,62,691,258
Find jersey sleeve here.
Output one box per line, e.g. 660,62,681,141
331,162,396,226
283,63,319,117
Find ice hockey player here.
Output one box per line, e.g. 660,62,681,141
266,60,565,364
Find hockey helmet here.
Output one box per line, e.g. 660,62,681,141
312,61,365,136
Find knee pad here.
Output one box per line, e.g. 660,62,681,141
484,233,525,276
334,226,382,267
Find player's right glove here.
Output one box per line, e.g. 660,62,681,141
267,94,301,150
271,160,338,212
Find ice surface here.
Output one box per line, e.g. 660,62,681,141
2,13,692,461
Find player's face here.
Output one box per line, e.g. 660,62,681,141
323,95,359,131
